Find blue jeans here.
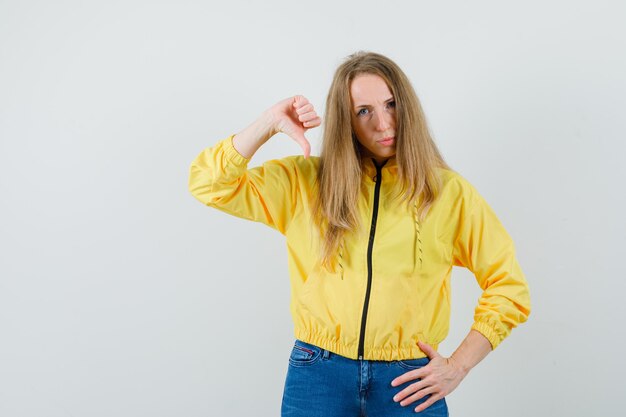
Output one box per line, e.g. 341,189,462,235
281,340,449,417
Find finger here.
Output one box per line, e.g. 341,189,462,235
417,341,440,359
293,95,309,109
413,394,442,414
290,132,311,159
298,111,319,123
303,117,322,128
300,139,311,159
296,103,313,115
399,385,435,407
393,379,428,403
391,368,428,387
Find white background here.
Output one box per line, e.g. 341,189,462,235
1,0,625,416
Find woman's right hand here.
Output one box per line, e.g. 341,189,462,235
233,95,322,159
264,95,322,159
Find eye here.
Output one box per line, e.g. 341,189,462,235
386,100,396,109
357,108,369,116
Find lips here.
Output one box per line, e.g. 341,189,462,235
378,136,395,146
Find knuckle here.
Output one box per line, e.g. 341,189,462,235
397,388,409,399
414,390,426,400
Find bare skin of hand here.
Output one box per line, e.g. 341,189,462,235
390,341,468,413
233,95,321,160
265,95,322,159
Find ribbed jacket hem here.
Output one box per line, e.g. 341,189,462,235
294,329,438,361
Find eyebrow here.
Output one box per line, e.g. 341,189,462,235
354,97,395,109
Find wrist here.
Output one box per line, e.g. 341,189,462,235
233,110,277,159
257,109,278,140
448,354,471,377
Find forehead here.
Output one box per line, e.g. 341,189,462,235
350,74,392,104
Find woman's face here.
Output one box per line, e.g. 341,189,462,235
349,73,397,163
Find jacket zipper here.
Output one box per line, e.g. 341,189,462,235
357,159,385,360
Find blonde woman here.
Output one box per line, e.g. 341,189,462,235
188,51,531,416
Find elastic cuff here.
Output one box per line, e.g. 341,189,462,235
223,134,251,166
471,321,503,350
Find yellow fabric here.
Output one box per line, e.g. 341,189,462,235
188,135,531,360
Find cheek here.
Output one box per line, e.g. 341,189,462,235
354,121,371,137
352,124,365,141
354,134,367,149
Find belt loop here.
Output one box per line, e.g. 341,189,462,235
323,349,330,359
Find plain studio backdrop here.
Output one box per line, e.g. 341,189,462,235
1,0,625,416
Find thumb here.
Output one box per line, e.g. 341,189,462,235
295,133,311,159
284,121,311,159
417,340,440,359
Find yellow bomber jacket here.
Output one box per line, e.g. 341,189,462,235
188,135,531,361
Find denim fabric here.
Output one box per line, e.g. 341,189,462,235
281,340,449,417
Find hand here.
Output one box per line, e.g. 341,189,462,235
265,95,322,158
390,341,468,413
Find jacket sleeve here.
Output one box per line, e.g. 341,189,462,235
188,134,299,234
452,182,531,349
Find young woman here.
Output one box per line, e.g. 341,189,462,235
188,51,531,416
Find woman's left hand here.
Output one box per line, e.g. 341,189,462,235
390,341,468,413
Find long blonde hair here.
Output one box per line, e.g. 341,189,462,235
312,51,451,269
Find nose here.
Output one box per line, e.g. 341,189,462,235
373,109,391,131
